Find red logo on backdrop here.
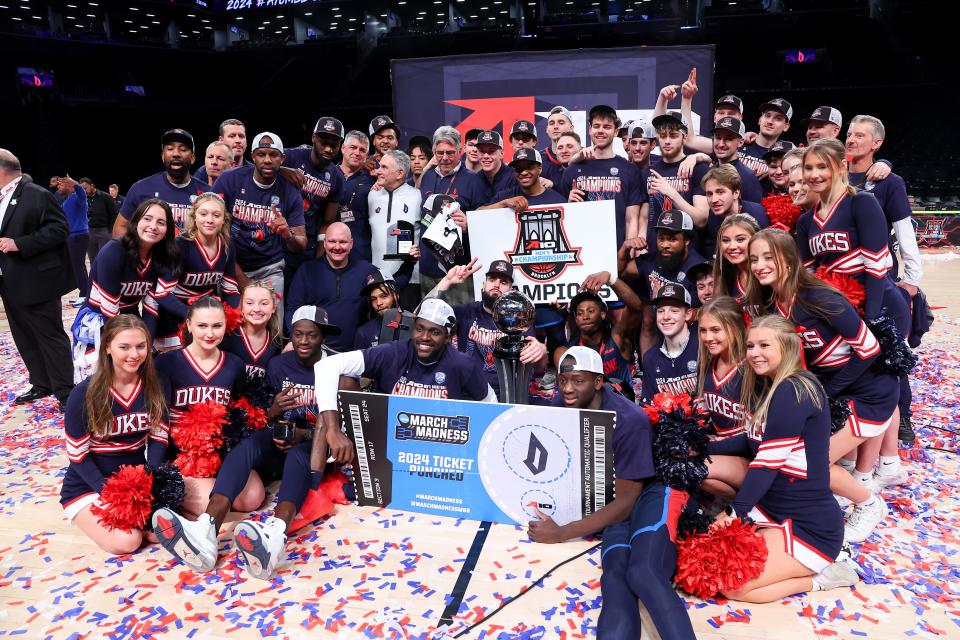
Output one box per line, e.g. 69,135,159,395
446,96,536,164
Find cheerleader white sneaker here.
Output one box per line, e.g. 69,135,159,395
844,496,887,543
873,465,909,488
233,516,287,580
152,509,218,572
812,559,860,591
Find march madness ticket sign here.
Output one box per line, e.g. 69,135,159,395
338,391,616,526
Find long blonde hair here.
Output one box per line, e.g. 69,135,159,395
740,314,824,430
241,280,282,346
85,315,167,439
182,192,232,246
696,296,747,397
712,213,760,299
802,137,856,199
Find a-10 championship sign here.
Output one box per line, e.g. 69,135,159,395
339,391,616,526
467,200,619,304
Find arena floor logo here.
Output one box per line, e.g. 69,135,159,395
506,207,582,281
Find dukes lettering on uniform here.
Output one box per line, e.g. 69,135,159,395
392,379,449,399
108,412,151,436
647,175,690,194
302,174,332,199
174,386,232,406
121,281,155,297
468,323,501,347
182,271,224,288
573,176,623,192
700,392,745,422
809,231,851,254
231,199,274,224
799,328,825,349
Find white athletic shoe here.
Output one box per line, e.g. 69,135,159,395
233,516,287,581
844,497,888,543
834,494,852,509
152,508,218,572
873,465,909,488
812,559,860,591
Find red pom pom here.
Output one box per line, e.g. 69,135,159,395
643,404,661,424
649,392,694,417
675,518,769,599
91,465,154,532
319,472,351,505
815,267,866,314
761,194,802,233
172,401,228,478
174,451,223,478
230,396,268,431
224,305,243,334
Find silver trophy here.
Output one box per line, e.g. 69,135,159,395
492,291,536,404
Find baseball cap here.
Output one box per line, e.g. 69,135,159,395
548,105,573,122
618,119,634,136
759,98,794,122
415,298,457,334
558,346,604,376
369,115,401,138
655,210,694,232
161,128,195,151
712,117,746,138
251,132,284,153
629,120,657,140
652,281,692,307
465,128,484,142
485,259,514,282
314,116,345,139
651,110,689,133
360,269,398,297
476,130,503,149
715,94,744,114
570,289,608,314
804,106,843,127
509,148,542,167
510,120,537,139
290,305,342,335
762,140,797,160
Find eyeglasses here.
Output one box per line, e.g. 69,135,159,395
434,149,458,157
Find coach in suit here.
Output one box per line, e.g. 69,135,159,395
0,149,76,410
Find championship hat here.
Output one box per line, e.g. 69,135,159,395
369,115,401,138
762,140,797,160
548,105,573,122
509,148,542,167
715,94,744,114
804,106,843,127
251,132,284,153
510,120,537,140
476,130,504,149
558,346,604,376
629,120,657,140
161,128,195,151
415,298,457,334
360,269,398,297
314,116,345,139
759,97,794,122
712,117,746,138
651,110,689,133
485,259,514,282
655,210,694,232
291,305,342,335
652,281,692,307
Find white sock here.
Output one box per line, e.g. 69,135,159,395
853,470,873,485
879,455,901,471
856,494,878,508
837,459,856,473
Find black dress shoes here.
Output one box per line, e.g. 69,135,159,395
14,388,53,404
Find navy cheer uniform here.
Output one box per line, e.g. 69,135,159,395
699,358,745,438
119,172,211,233
709,378,843,572
156,348,245,426
775,289,897,437
560,157,644,248
641,333,700,402
221,327,281,381
147,235,240,348
212,166,306,274
848,171,913,284
635,248,707,308
85,239,159,321
61,377,169,520
703,200,770,258
552,387,695,639
642,159,709,252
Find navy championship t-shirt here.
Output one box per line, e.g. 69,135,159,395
283,147,345,251
640,332,700,402
642,159,709,251
119,172,211,233
360,340,491,401
267,350,323,429
212,165,306,272
559,156,644,247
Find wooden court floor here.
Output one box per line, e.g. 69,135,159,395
0,252,958,639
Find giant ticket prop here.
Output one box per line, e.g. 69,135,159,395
466,200,619,305
339,391,615,526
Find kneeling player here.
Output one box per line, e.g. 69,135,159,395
527,347,695,639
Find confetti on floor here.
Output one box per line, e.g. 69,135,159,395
0,304,957,639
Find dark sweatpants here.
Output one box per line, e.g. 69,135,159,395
66,233,89,296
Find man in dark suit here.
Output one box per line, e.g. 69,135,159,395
0,149,76,410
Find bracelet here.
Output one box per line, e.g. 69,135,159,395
607,272,618,287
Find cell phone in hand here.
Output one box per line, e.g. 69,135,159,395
272,420,296,443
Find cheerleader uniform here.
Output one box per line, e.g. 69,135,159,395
84,239,158,321
155,348,245,426
221,327,281,381
60,377,168,521
776,288,898,437
709,377,843,572
795,191,909,330
146,235,241,349
699,357,745,439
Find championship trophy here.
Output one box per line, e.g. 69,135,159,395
492,291,536,404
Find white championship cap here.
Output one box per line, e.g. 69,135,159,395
558,346,604,375
415,298,457,334
252,131,284,153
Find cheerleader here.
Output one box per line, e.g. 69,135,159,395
697,297,748,498
709,315,855,602
221,281,283,380
61,315,168,554
155,297,249,518
147,192,240,350
747,229,893,542
711,213,761,302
